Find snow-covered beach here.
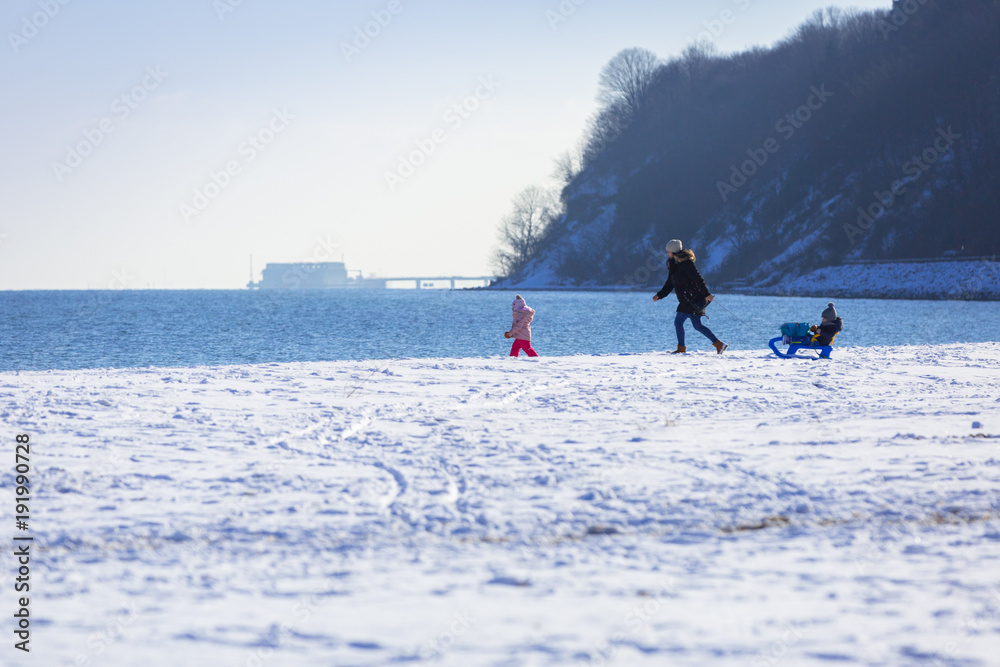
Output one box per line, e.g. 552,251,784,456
5,343,1000,666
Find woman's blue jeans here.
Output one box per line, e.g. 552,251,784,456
675,312,719,347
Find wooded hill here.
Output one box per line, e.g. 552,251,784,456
497,0,1000,289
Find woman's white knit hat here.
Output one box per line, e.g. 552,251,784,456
665,239,683,253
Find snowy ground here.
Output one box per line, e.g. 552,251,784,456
3,344,1000,666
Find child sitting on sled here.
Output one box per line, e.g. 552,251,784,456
810,302,844,347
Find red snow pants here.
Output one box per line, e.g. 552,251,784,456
509,339,539,357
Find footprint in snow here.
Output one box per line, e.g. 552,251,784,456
487,576,531,587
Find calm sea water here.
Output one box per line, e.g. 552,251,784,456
1,290,997,372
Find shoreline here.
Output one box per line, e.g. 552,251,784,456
495,257,1000,301
4,341,997,376
489,285,1000,301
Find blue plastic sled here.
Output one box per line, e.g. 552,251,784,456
769,335,833,360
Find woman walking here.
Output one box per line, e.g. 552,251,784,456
652,239,728,354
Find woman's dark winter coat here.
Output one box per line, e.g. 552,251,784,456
655,250,712,315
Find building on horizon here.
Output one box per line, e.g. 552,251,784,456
249,262,349,290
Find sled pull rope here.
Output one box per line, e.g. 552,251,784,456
714,300,770,341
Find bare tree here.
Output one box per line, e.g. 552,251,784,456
679,41,716,81
581,100,629,167
492,186,558,277
597,48,660,119
552,150,579,189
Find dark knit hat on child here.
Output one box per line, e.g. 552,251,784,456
822,302,838,321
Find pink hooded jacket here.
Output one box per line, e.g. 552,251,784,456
507,296,535,341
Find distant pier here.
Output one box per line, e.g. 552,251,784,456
247,261,494,290
361,276,497,290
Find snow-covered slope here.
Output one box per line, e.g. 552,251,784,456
5,344,1000,665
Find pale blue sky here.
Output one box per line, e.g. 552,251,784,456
0,0,891,289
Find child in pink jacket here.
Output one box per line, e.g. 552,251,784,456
504,295,539,357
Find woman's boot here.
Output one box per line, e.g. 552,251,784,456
671,346,686,354
713,340,728,354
